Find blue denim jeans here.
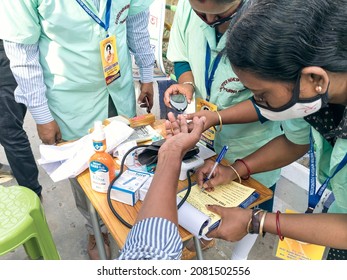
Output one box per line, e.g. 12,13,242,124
0,40,42,196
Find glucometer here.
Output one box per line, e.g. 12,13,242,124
169,93,188,113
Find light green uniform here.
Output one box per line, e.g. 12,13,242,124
311,126,347,214
282,114,347,214
0,0,152,140
167,0,284,187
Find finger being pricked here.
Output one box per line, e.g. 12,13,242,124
165,112,178,138
176,114,189,133
165,112,186,137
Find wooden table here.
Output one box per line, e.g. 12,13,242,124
77,120,273,259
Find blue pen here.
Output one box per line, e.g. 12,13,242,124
202,145,228,190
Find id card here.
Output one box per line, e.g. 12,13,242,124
100,35,121,85
196,98,217,149
275,209,326,260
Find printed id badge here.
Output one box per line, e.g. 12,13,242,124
100,35,121,85
196,98,217,150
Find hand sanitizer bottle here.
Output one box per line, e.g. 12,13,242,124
89,121,115,193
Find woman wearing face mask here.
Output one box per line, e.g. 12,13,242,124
188,0,347,258
164,0,287,260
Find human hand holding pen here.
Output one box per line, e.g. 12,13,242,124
144,96,151,113
138,82,153,113
200,145,228,192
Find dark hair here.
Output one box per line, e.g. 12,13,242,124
106,44,111,51
225,0,347,82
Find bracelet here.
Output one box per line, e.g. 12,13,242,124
247,209,263,234
215,111,223,132
228,165,242,183
246,217,253,234
235,159,251,180
276,210,284,241
182,81,195,91
259,211,267,237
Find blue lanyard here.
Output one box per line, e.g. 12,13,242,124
306,128,347,213
205,43,222,102
75,0,112,34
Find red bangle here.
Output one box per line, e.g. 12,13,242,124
235,159,251,180
276,210,284,241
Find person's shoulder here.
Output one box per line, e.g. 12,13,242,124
176,0,193,17
282,118,311,130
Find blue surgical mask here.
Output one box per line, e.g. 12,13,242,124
254,74,329,121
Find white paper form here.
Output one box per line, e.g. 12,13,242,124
38,121,134,182
177,183,256,238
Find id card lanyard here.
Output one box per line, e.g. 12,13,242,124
76,0,121,85
76,0,112,36
205,43,222,102
306,128,347,213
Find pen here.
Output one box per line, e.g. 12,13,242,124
201,145,228,191
144,96,151,114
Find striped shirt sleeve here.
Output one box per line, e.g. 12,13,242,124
3,41,53,125
118,217,183,260
127,9,155,83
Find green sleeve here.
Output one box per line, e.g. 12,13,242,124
0,0,41,44
128,0,154,16
281,119,311,145
174,61,191,80
167,0,190,63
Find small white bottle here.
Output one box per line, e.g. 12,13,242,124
89,121,115,193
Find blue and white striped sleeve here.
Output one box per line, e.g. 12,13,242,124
3,41,53,125
127,9,155,83
118,217,183,260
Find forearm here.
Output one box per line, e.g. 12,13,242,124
177,70,194,84
264,212,347,249
219,100,259,125
127,10,154,83
136,151,182,225
232,135,309,178
3,41,53,124
177,70,195,93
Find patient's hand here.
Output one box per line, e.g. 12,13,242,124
162,112,205,158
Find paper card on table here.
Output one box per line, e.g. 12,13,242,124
177,182,257,238
275,209,326,260
126,125,163,144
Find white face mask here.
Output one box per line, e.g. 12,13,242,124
255,98,323,121
254,74,329,121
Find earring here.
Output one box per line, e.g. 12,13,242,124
254,96,264,102
317,85,322,92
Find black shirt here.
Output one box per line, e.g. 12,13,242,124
304,104,347,146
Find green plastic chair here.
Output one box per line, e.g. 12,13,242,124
0,185,60,260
